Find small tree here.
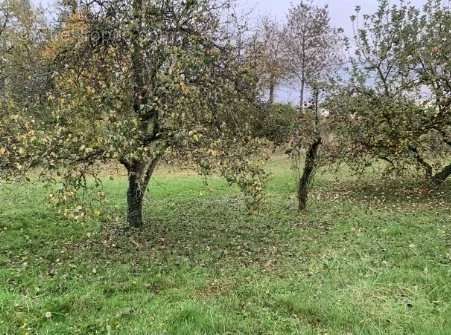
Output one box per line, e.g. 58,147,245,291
283,0,344,210
253,17,287,105
283,1,342,112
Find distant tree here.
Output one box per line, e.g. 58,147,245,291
254,17,287,104
283,1,342,113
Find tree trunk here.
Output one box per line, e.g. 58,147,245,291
409,144,433,179
125,158,159,228
299,77,305,114
127,166,145,228
126,0,155,228
299,39,306,114
268,81,275,105
431,162,451,186
298,87,320,211
298,136,321,211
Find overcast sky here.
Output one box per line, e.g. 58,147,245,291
237,0,428,36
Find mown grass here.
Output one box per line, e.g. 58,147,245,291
0,157,450,334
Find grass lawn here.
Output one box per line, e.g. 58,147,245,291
1,157,450,334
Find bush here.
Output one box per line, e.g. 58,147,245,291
256,103,297,146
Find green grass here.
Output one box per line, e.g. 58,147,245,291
1,157,450,334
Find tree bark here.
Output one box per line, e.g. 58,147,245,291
127,182,144,227
299,36,306,114
409,144,433,179
125,158,159,228
431,162,451,186
127,165,145,228
298,87,320,211
125,0,157,228
298,136,321,211
268,80,275,105
299,77,305,114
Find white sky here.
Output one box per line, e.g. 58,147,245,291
237,0,428,34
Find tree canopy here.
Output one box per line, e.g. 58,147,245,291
0,0,269,226
328,0,450,185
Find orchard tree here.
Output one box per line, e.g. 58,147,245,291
35,0,268,227
283,0,344,210
254,17,286,105
329,0,450,185
402,0,451,184
283,1,343,113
